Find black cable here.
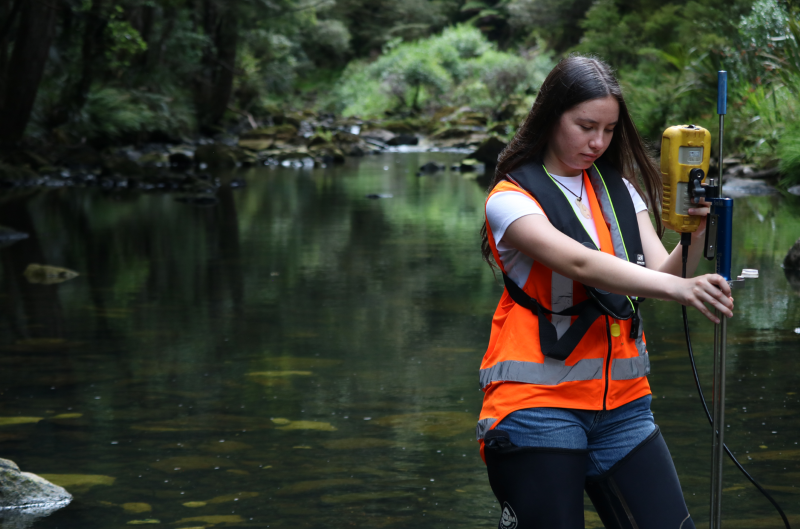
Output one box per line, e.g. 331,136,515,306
680,238,791,529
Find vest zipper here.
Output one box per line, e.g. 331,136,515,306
603,315,612,411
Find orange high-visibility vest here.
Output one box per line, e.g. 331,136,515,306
477,161,651,457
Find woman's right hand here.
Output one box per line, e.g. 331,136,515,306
672,274,733,324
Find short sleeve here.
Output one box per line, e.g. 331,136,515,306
623,180,648,213
485,191,545,247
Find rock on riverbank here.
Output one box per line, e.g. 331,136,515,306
0,458,72,528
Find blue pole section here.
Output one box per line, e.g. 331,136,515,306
713,198,733,282
717,71,727,115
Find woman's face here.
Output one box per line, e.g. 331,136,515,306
543,95,620,177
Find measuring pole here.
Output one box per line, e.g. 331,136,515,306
709,70,728,529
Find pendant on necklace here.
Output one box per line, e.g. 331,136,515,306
576,198,591,219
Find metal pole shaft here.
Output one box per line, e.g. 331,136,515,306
710,69,728,529
710,314,720,529
710,313,728,529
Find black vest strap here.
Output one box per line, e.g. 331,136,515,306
502,273,603,361
504,158,645,359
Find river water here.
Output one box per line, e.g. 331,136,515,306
1,152,799,528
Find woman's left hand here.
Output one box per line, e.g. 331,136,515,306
687,198,711,239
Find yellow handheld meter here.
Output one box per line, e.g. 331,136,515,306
660,125,711,233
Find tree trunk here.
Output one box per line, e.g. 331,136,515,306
205,11,237,129
48,0,107,129
0,0,58,143
195,0,238,133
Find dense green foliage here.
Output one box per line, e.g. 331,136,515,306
330,25,552,117
1,0,800,183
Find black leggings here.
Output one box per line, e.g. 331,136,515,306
484,427,695,529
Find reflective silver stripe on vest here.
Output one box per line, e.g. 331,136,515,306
587,165,628,261
551,271,573,339
612,311,650,380
611,354,650,380
476,418,497,440
480,357,604,389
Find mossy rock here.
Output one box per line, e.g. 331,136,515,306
432,106,459,122
456,112,488,127
430,127,474,140
137,152,169,167
496,97,526,122
277,149,310,160
273,113,303,128
194,144,237,168
240,124,298,141
332,131,361,144
238,138,273,151
234,148,258,166
307,134,331,148
308,143,346,164
380,120,418,134
488,122,512,135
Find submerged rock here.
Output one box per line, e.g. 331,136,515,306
418,162,445,174
785,238,800,270
23,264,79,285
0,458,72,513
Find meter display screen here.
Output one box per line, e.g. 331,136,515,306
678,146,704,165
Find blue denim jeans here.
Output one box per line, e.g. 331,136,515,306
495,395,655,477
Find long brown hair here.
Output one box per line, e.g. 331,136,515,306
480,55,663,268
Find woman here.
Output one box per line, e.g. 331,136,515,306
477,55,732,529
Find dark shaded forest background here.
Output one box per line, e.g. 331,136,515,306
1,0,800,183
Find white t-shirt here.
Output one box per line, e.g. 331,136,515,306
486,174,648,288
